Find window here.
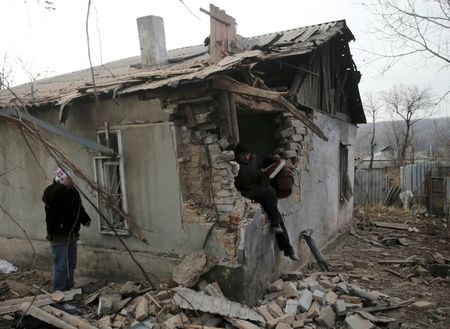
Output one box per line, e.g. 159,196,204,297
94,130,128,234
339,143,352,202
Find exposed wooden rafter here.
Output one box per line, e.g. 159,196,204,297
210,77,328,141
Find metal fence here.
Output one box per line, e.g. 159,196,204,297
400,161,437,197
354,169,390,205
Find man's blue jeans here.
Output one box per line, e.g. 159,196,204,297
51,241,77,291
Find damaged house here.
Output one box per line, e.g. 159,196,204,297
0,6,365,304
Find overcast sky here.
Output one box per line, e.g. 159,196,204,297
1,0,448,119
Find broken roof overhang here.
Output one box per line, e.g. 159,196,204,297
0,20,353,105
0,20,364,129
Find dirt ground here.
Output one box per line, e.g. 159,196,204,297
1,205,449,328
316,205,450,328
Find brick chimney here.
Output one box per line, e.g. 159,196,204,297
136,15,168,67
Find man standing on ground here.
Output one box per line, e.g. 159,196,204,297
231,143,299,261
42,168,91,291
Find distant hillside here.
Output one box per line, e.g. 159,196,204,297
355,117,450,158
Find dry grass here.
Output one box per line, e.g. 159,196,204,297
354,204,415,223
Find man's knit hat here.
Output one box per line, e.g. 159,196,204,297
235,142,251,155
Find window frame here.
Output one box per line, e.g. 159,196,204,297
94,129,129,235
339,143,349,202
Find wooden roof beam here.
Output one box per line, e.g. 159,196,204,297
210,77,328,141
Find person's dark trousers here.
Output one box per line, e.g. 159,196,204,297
244,186,295,256
51,241,77,291
246,186,282,226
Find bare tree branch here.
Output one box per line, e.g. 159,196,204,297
365,0,450,82
381,84,435,166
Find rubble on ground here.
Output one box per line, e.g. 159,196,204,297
1,205,449,328
0,266,418,329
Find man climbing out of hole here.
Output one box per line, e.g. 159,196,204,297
42,168,91,292
231,142,299,261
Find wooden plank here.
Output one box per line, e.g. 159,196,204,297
217,91,233,142
228,93,240,144
177,323,222,329
203,4,237,64
372,222,410,231
21,303,77,329
41,305,97,329
377,259,417,265
172,96,213,105
210,77,328,141
184,104,197,127
0,289,81,315
235,94,280,112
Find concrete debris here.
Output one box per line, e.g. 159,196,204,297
172,251,217,287
98,294,121,316
316,306,335,328
129,319,154,329
280,271,303,281
344,313,376,329
162,313,188,329
333,299,347,316
269,279,284,292
135,296,149,321
1,261,411,329
306,301,320,318
172,287,265,323
282,282,299,298
325,291,338,305
312,289,325,305
267,302,285,318
297,289,313,312
284,299,298,315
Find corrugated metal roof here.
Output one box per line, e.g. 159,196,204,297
0,20,352,108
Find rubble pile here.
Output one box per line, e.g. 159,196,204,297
1,207,449,328
255,271,406,329
0,268,413,329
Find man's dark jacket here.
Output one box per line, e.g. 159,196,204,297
42,182,91,241
235,154,274,197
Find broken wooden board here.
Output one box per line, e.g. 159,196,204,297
224,317,261,329
377,259,417,265
172,287,265,324
372,222,410,231
21,302,78,329
356,298,414,313
41,305,98,329
0,289,81,315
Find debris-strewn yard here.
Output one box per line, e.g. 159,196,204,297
0,206,448,329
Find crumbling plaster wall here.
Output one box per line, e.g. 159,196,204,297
281,111,356,268
0,87,356,290
0,95,219,279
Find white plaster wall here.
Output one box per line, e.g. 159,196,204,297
280,112,356,266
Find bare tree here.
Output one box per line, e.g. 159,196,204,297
366,0,450,75
0,53,12,90
364,93,384,170
382,84,435,167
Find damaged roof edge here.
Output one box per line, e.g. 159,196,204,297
0,19,358,109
